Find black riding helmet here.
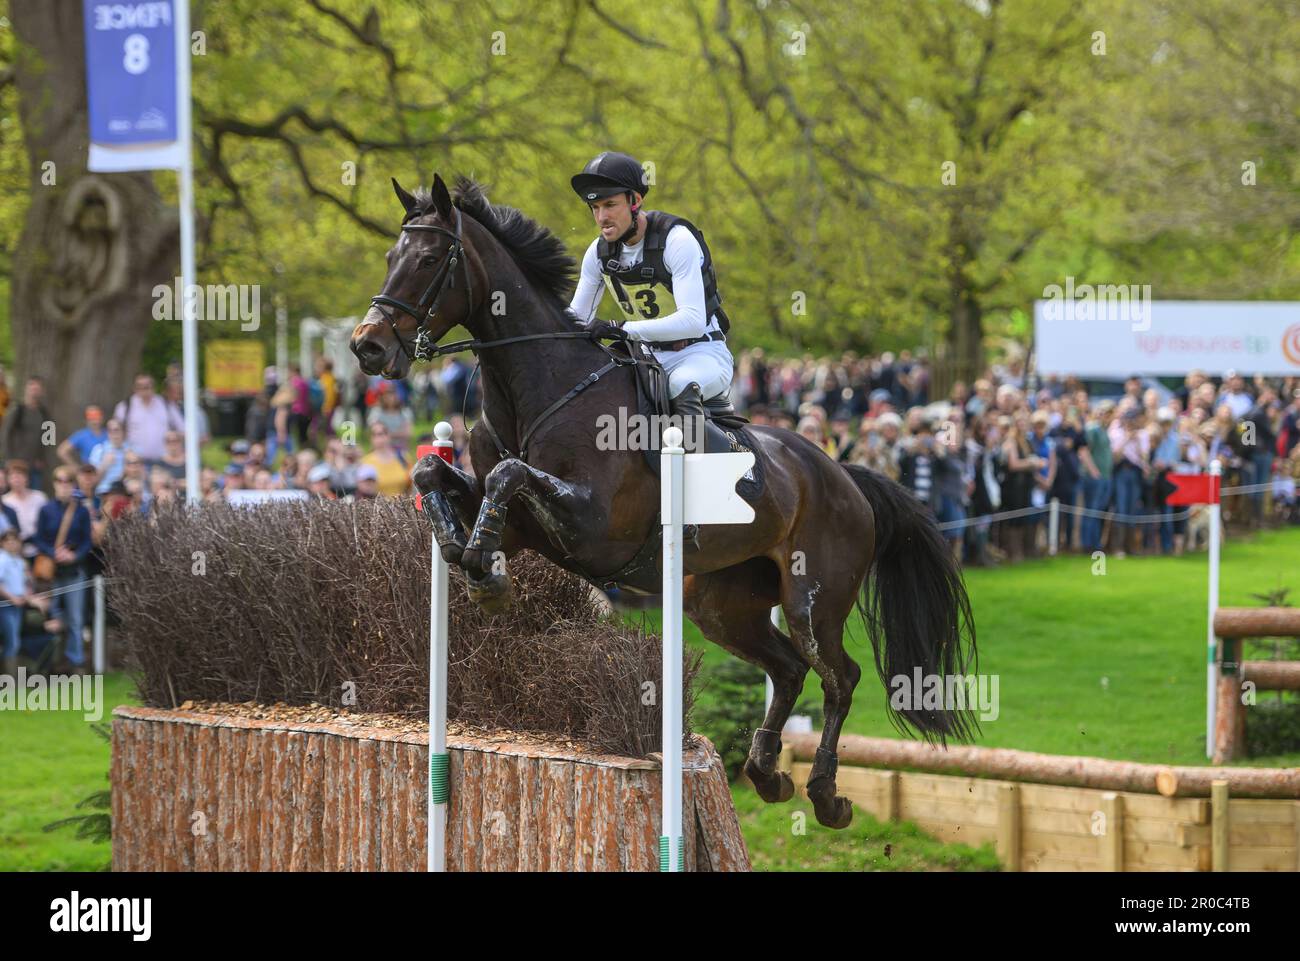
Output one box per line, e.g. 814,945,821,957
571,151,649,246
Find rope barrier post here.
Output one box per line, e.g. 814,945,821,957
1206,460,1223,760
421,422,455,871
660,425,685,873
93,575,105,675
1048,498,1060,556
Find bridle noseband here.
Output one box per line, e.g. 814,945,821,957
368,207,473,363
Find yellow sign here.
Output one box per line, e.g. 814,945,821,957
205,340,264,396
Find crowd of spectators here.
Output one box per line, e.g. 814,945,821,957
0,355,484,677
2,342,1298,676
732,349,1300,565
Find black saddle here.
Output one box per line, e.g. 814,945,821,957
607,341,765,501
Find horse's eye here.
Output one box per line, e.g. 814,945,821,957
420,256,438,268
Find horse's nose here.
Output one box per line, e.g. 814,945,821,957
353,336,386,369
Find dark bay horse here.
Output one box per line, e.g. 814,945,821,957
351,173,977,828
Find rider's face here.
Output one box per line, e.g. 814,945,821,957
590,194,636,240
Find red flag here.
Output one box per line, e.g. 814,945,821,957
413,442,453,510
1165,472,1220,506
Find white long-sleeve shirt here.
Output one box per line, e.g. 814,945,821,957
568,225,722,342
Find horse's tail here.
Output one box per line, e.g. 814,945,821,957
842,463,979,744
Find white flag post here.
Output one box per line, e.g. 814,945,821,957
659,425,754,872
420,424,455,870
1205,460,1223,759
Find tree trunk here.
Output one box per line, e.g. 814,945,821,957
947,271,983,385
10,0,180,435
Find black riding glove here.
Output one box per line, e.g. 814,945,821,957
587,320,629,342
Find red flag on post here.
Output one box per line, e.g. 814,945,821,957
414,440,454,511
1165,472,1221,506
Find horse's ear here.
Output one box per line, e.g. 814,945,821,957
392,178,417,214
430,173,454,220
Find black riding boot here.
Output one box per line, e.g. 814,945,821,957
670,382,707,454
670,382,707,547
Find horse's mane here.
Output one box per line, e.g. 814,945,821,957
407,177,577,306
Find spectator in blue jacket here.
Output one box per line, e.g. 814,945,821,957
57,405,107,469
32,467,92,672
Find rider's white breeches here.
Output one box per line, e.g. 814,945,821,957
655,340,734,400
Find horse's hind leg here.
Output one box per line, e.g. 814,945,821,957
684,560,808,805
777,548,867,830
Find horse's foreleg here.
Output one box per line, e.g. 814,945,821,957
460,457,592,577
412,453,481,565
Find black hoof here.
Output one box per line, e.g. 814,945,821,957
466,570,512,614
806,779,854,829
744,760,795,803
440,542,465,565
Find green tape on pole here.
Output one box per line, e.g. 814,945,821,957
429,753,450,805
659,836,685,872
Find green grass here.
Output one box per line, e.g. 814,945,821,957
731,786,1000,871
2,528,1296,871
682,526,1300,769
0,673,139,871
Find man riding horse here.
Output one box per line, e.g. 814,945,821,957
568,151,734,432
351,168,977,831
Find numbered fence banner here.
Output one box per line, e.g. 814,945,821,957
84,0,185,171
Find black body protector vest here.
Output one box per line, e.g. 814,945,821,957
596,211,730,335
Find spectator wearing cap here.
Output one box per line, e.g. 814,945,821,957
221,463,246,496
113,373,185,465
3,460,48,558
362,423,410,496
1,376,53,493
32,467,92,672
353,464,380,500
306,462,336,500
58,406,107,470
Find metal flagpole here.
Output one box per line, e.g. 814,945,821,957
660,425,685,872
424,424,454,870
175,1,200,505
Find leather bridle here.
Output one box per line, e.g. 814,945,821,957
368,207,474,363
